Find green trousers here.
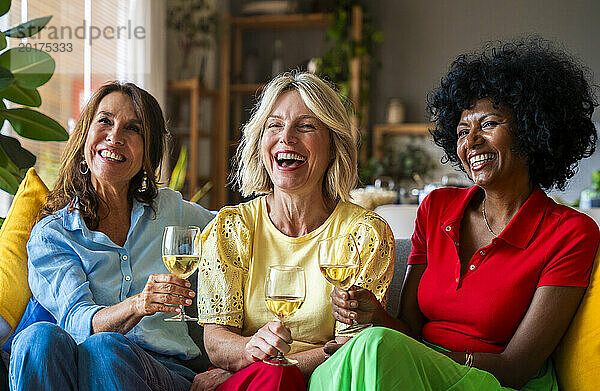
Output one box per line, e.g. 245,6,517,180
308,327,557,391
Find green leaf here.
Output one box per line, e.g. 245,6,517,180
3,16,52,38
0,32,6,51
0,134,36,169
2,108,68,141
0,84,41,107
0,48,55,88
0,165,20,194
0,217,4,228
169,144,187,191
0,0,10,18
0,66,13,90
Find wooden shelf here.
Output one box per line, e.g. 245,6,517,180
373,123,431,158
166,78,220,204
167,79,219,97
230,12,332,29
373,123,431,135
230,83,265,93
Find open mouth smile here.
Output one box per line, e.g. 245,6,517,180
469,153,495,170
274,151,307,169
99,149,126,162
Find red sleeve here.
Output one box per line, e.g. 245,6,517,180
408,192,431,265
538,213,600,288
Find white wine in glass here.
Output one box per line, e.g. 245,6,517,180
263,265,306,366
318,234,372,335
162,226,201,322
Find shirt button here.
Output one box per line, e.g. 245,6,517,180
125,275,131,281
445,226,452,231
479,250,485,256
122,255,128,261
455,277,459,282
469,264,476,271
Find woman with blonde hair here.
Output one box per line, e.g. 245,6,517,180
190,72,394,391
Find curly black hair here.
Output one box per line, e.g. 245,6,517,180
427,37,598,190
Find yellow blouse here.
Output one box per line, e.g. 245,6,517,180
198,196,394,354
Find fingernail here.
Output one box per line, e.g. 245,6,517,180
186,299,192,305
188,291,195,297
186,281,191,287
350,313,356,319
350,302,358,308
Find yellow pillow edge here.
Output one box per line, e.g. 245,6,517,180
0,168,49,328
553,246,600,391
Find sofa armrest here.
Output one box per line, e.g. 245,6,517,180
385,239,411,318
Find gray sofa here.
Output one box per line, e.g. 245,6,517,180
386,238,411,318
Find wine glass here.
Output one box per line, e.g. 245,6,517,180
263,265,306,366
318,233,372,335
162,225,201,322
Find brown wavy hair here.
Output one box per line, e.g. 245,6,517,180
39,81,169,229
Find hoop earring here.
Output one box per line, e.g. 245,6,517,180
137,171,148,193
79,160,89,175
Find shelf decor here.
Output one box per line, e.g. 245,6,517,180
167,0,218,80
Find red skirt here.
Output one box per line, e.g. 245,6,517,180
216,361,306,391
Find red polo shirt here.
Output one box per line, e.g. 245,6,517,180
408,186,600,354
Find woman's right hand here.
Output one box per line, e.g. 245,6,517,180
244,321,292,361
130,273,196,317
330,285,384,325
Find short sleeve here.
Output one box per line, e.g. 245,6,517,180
197,208,250,328
538,214,600,288
408,192,431,265
349,212,395,304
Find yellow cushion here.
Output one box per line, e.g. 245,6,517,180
554,246,600,391
0,168,48,329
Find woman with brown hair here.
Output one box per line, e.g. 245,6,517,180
9,82,214,390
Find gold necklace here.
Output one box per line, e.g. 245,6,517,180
482,199,498,236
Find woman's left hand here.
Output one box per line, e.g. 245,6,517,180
330,286,384,325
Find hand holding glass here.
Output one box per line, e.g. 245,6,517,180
318,234,372,335
162,226,201,322
263,265,306,366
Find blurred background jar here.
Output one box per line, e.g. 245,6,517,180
386,98,405,124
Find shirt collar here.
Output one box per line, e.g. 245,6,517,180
440,186,549,249
57,196,149,246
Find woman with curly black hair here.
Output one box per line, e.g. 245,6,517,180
309,38,600,390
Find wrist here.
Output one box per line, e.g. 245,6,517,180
127,295,143,318
371,305,390,326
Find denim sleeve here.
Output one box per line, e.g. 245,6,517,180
26,221,103,343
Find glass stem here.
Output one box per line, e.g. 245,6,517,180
180,304,185,321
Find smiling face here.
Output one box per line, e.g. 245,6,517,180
456,98,530,189
83,92,144,193
260,90,332,197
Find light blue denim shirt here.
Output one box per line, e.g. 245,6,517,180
26,188,214,360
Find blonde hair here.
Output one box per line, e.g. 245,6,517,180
234,72,359,201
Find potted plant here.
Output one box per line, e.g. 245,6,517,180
167,0,218,80
0,0,69,226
